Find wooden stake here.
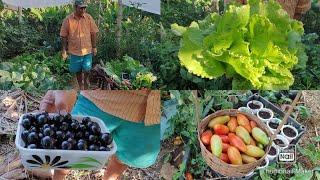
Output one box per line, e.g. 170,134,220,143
116,0,123,58
18,6,22,23
211,0,219,12
193,90,200,123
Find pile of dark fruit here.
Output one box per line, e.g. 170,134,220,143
20,112,113,151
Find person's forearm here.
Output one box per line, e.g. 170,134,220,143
91,33,97,48
61,37,68,51
54,90,78,113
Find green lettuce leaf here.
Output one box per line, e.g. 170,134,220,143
173,0,305,89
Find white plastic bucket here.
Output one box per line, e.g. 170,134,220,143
281,125,299,143
15,114,117,170
237,107,254,114
246,100,263,114
257,108,274,124
266,118,282,134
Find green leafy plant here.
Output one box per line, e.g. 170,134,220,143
297,136,320,165
0,52,72,91
301,0,320,35
103,55,157,89
296,105,311,120
164,91,208,179
293,33,320,89
161,0,213,28
132,72,157,89
172,0,306,89
0,20,42,60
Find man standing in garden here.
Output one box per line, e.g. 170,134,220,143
60,0,99,90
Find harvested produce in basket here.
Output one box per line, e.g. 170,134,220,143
213,124,229,135
222,143,230,153
201,130,213,145
235,126,251,145
252,127,269,145
243,124,252,133
241,154,257,164
257,143,264,149
20,112,113,151
244,145,265,158
208,116,230,128
249,137,256,146
250,121,257,129
218,135,229,143
210,135,222,157
220,153,230,163
228,133,247,153
227,117,238,133
227,146,242,165
201,113,270,165
237,114,252,133
236,114,249,126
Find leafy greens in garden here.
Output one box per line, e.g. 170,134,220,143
172,0,306,89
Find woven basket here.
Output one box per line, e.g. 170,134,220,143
197,109,273,177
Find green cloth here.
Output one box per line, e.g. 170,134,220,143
71,94,160,168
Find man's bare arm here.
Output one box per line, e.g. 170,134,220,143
91,33,97,48
61,37,68,60
61,37,68,52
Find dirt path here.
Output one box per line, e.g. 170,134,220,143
303,90,320,127
295,91,320,169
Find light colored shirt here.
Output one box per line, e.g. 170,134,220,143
60,12,99,56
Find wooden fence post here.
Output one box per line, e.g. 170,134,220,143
116,0,123,58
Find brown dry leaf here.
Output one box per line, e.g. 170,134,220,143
160,163,176,180
0,168,26,179
2,97,16,107
0,159,22,175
